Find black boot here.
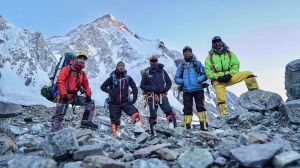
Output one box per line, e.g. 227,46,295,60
80,120,98,130
166,113,177,128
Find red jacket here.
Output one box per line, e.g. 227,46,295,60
57,60,91,98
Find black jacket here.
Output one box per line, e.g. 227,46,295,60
101,70,138,104
140,63,172,94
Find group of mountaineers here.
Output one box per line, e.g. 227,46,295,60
45,36,259,137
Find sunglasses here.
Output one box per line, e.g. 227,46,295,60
150,59,158,62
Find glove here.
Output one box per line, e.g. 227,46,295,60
217,74,232,83
61,95,68,103
202,83,209,88
85,96,91,102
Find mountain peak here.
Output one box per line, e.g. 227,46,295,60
92,14,132,33
0,15,8,30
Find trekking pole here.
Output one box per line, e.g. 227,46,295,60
152,93,155,110
160,94,162,104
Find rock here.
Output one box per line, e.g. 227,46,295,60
213,156,227,166
216,139,240,157
0,154,23,167
238,133,248,145
43,128,79,159
8,125,29,135
31,123,47,136
133,143,171,159
273,151,300,168
174,127,185,140
199,131,219,141
63,161,81,168
178,147,213,168
135,132,150,144
0,101,22,117
280,99,300,123
155,148,178,161
0,135,17,154
8,155,57,168
132,158,169,168
109,151,124,159
147,137,161,145
230,142,283,168
81,155,127,168
248,132,268,144
75,129,93,139
238,89,283,111
73,144,107,160
153,124,174,137
16,134,44,148
285,59,300,100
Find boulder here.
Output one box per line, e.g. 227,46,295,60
178,147,213,168
81,155,127,168
238,89,283,111
285,59,300,100
280,99,300,123
0,101,22,117
8,156,56,168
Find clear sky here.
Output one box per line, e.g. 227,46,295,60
1,0,300,99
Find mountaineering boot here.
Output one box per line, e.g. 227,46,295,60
80,120,98,130
245,75,259,91
183,115,193,129
166,113,177,128
218,102,228,116
131,112,145,130
198,111,208,131
148,118,157,136
111,123,118,137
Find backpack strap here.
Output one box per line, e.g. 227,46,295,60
209,51,218,73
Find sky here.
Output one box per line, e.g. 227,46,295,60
1,0,300,100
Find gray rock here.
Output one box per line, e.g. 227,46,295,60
273,151,300,168
43,128,79,159
73,144,107,160
147,137,161,145
174,127,185,140
154,124,174,137
63,161,81,168
285,59,300,100
81,155,127,168
132,158,169,168
133,143,171,159
248,132,268,144
31,123,47,135
135,132,150,144
281,99,300,123
8,125,29,135
178,147,213,168
230,142,283,168
16,134,44,148
216,139,240,157
109,151,124,159
214,156,227,166
8,155,56,168
155,148,179,161
199,131,219,141
0,154,23,167
0,135,17,154
0,101,22,117
238,89,283,111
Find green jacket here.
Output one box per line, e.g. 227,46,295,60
205,50,240,80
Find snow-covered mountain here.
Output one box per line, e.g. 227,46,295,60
0,15,56,105
0,14,239,118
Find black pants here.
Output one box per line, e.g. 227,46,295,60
183,90,206,115
109,102,138,125
147,95,173,122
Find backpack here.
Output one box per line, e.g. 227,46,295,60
41,52,76,102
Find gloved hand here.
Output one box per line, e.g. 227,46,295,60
85,96,91,102
202,83,209,88
61,95,68,103
217,74,232,83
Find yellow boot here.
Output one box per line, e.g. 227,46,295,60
218,103,228,116
183,115,192,129
198,111,208,131
245,75,259,91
